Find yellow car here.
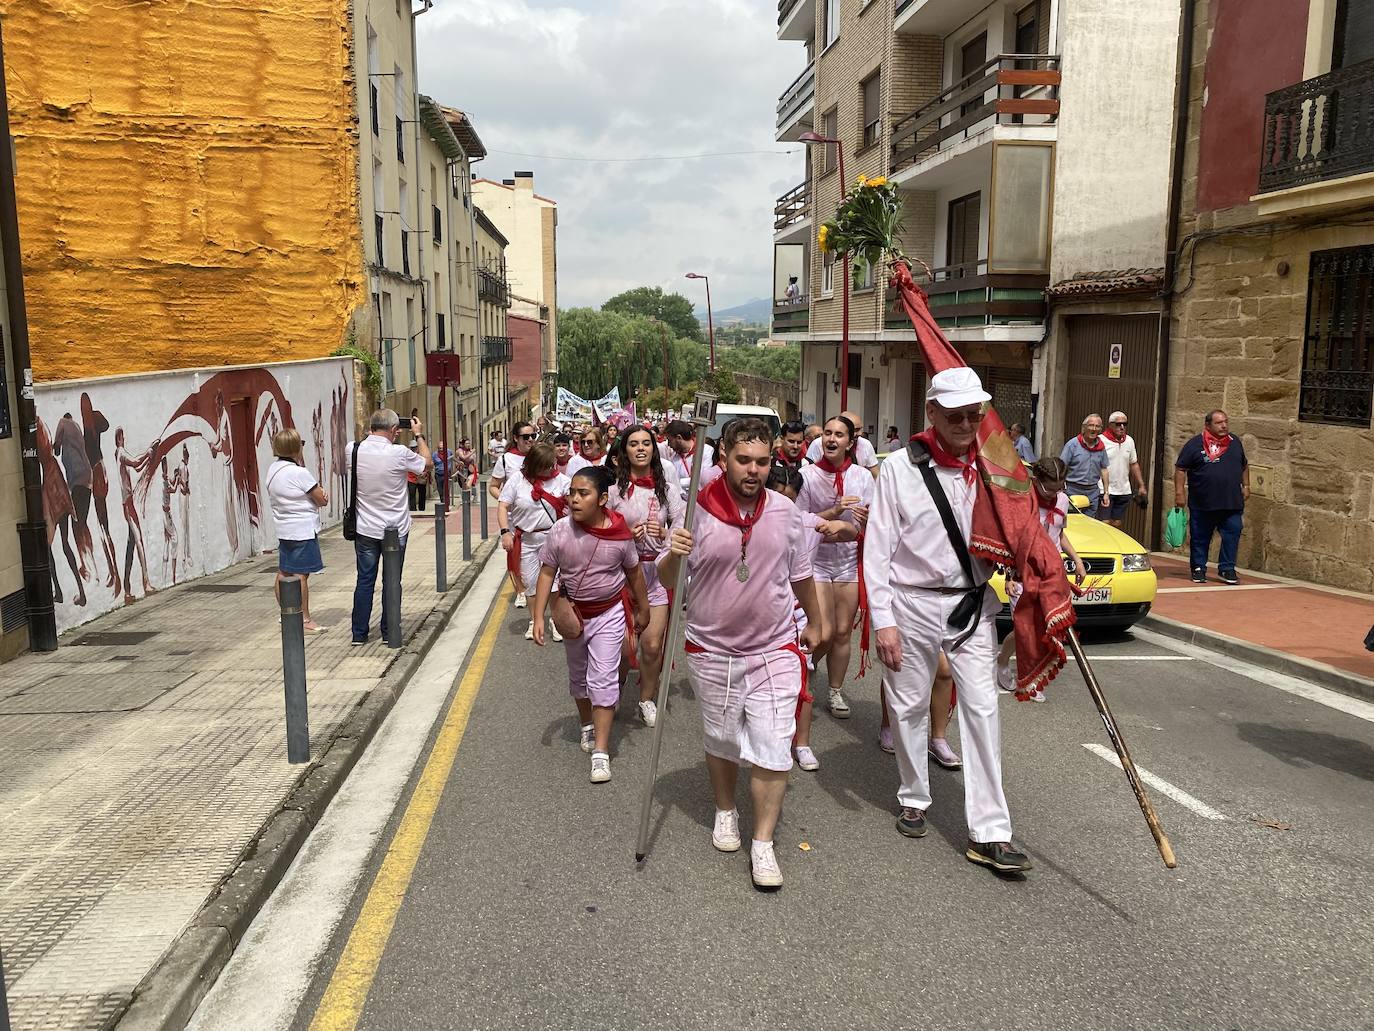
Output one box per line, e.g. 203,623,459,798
991,497,1157,630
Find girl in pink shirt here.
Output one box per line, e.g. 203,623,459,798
534,466,650,784
608,425,687,729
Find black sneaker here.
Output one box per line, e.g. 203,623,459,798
1220,569,1238,585
896,807,928,838
1191,568,1206,584
966,840,1033,873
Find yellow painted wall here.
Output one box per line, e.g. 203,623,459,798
0,0,365,382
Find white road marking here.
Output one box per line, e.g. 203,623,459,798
1081,655,1195,661
1156,584,1286,594
188,552,507,1031
1131,626,1374,725
1081,743,1228,821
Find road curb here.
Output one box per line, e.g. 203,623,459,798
113,539,498,1031
1138,614,1374,704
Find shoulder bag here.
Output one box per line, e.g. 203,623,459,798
342,439,360,541
906,439,986,652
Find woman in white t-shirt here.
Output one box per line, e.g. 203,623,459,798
267,428,329,632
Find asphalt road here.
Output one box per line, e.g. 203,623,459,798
205,568,1374,1031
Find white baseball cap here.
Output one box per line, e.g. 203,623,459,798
927,367,991,408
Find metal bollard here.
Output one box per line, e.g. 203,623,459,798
278,576,310,764
479,484,489,541
382,526,403,649
0,944,9,1031
461,488,473,561
434,500,448,593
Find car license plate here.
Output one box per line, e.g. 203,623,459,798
1074,587,1112,605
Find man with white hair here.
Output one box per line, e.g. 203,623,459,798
864,367,1031,875
1059,414,1111,514
1100,411,1146,528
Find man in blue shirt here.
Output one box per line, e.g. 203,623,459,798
1059,414,1111,513
1174,409,1249,584
1009,422,1036,464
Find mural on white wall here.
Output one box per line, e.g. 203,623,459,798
35,357,355,632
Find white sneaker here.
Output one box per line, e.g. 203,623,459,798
550,622,564,643
712,809,742,853
829,689,851,719
997,660,1015,693
750,840,783,890
1030,688,1047,703
514,592,527,609
794,745,820,771
579,724,595,753
524,620,534,641
638,699,657,727
590,753,611,783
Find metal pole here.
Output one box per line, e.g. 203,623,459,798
837,141,849,412
705,276,715,374
478,485,489,541
382,526,403,649
1065,629,1177,868
635,392,716,863
278,576,310,764
434,499,447,592
0,22,56,652
461,487,472,561
439,374,450,509
0,944,10,1031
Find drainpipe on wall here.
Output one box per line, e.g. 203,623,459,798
0,24,57,652
1151,0,1199,550
410,2,431,434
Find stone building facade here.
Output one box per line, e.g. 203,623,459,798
1165,0,1374,589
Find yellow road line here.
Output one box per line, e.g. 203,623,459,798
310,585,511,1031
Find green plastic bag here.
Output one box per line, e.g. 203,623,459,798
1164,506,1187,549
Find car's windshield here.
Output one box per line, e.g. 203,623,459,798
708,410,780,440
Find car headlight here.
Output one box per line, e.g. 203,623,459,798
1121,553,1151,572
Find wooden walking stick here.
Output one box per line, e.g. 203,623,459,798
635,392,716,863
1065,628,1177,868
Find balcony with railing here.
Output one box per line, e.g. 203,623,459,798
774,180,810,243
772,296,810,334
776,61,816,142
884,261,1047,331
482,336,513,367
777,0,815,41
477,266,511,307
1259,58,1374,196
890,54,1060,176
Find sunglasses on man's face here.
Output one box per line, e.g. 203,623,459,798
580,439,597,447
517,433,536,441
941,409,985,427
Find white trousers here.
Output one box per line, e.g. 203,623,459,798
880,587,1012,843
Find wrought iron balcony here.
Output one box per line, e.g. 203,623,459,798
482,336,512,367
884,261,1047,329
891,54,1061,170
777,61,816,135
772,296,810,334
1259,59,1374,193
477,266,511,307
775,181,809,231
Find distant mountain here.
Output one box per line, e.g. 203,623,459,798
695,297,771,326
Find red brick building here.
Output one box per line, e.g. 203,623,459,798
507,308,547,404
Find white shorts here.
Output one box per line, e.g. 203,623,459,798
812,543,859,584
519,528,551,597
641,556,669,607
687,648,802,772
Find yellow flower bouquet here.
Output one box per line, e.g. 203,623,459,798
817,174,905,287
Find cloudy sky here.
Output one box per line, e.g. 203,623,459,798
417,0,804,311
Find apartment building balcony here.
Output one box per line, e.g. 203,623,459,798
774,180,811,244
477,266,511,307
481,336,513,367
895,0,983,35
885,262,1047,332
1255,58,1374,217
890,54,1060,189
777,0,815,41
776,61,816,142
772,297,810,335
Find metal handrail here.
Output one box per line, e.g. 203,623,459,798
1259,58,1374,191
777,61,816,118
774,181,809,230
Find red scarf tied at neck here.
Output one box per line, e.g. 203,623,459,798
774,448,801,469
815,453,853,496
914,429,978,486
624,473,656,499
523,468,568,519
1202,428,1231,460
1076,433,1105,453
697,475,767,543
580,508,634,541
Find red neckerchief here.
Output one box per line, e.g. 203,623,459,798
556,457,570,475
1106,427,1127,444
815,453,853,496
1202,428,1231,460
915,429,977,486
506,445,527,459
697,475,768,561
524,469,567,518
774,448,802,469
625,473,656,498
580,508,633,541
1076,433,1104,453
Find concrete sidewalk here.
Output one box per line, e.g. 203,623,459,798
0,501,496,1031
1143,552,1374,701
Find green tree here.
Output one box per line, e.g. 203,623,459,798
718,343,800,383
602,286,703,342
555,308,715,413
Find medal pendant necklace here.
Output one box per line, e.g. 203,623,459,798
735,506,755,583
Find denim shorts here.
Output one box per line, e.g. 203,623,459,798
278,536,324,575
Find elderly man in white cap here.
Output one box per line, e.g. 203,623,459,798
1100,410,1147,528
864,367,1031,875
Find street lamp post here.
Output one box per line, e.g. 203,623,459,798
798,130,849,410
650,317,671,413
685,272,715,373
